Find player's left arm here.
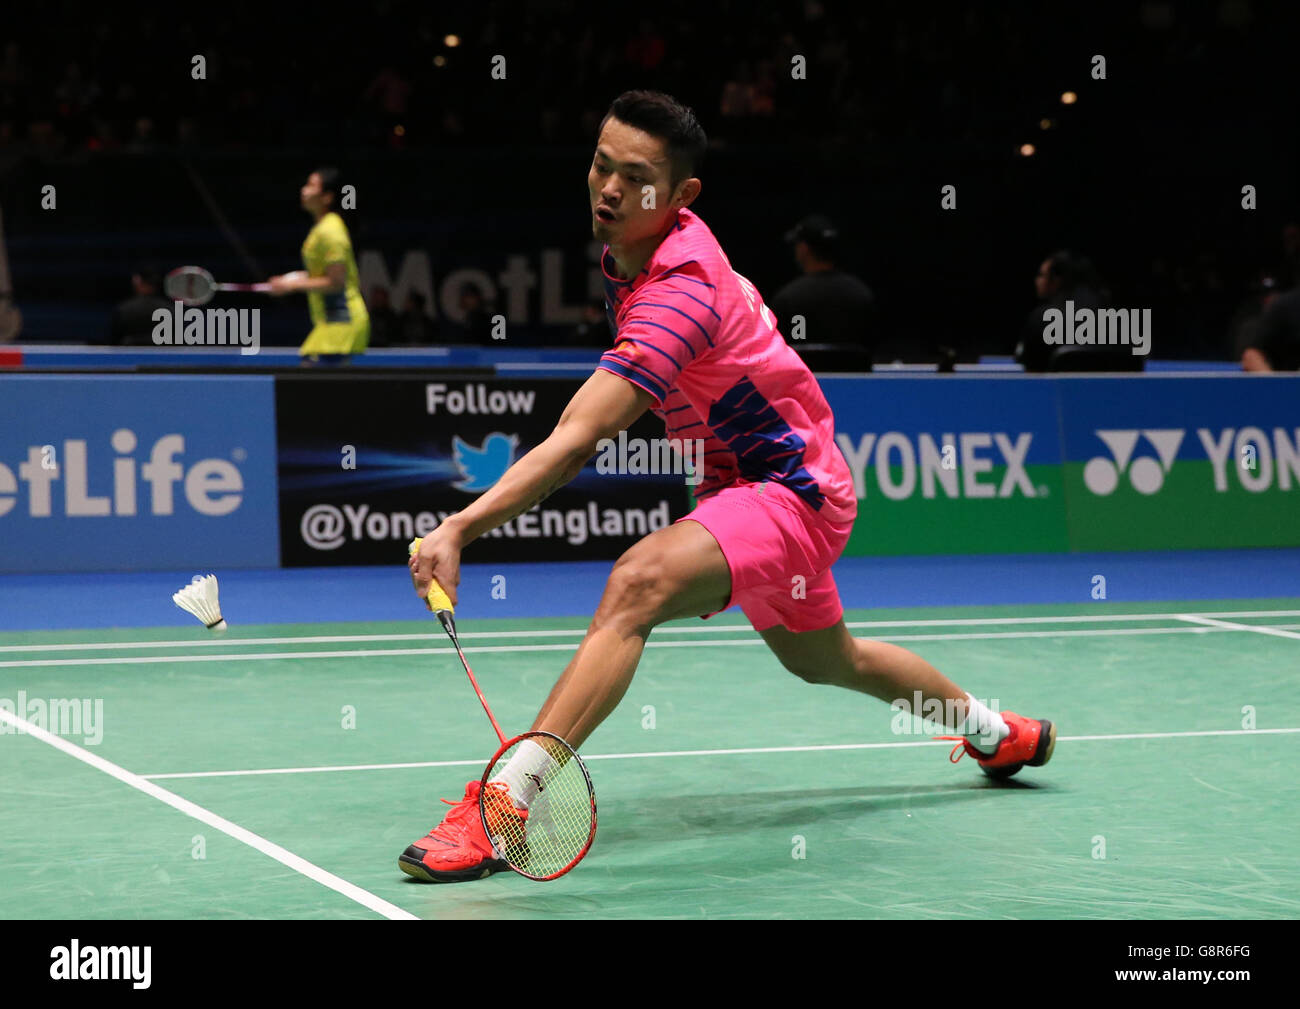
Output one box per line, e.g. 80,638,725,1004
411,370,654,603
271,226,349,294
448,369,653,539
269,262,345,295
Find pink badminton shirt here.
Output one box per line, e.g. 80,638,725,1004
596,208,857,524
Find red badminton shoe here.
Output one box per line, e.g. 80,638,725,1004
399,780,526,883
938,711,1057,779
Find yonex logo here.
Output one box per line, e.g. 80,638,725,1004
1083,429,1183,496
524,772,546,793
835,431,1037,500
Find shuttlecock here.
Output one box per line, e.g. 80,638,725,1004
173,574,227,630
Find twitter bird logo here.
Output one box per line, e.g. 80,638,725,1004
452,432,519,492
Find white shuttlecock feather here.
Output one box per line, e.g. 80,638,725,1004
172,574,227,631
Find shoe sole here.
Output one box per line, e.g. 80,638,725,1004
981,719,1056,779
397,848,506,883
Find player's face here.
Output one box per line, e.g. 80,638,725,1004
301,173,323,211
588,117,680,246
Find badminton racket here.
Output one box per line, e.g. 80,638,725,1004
407,536,597,881
164,265,273,307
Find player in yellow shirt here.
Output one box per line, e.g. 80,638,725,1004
268,167,370,359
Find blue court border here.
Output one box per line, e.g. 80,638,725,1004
2,550,1297,632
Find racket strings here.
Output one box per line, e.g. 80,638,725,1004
164,266,217,306
486,738,595,879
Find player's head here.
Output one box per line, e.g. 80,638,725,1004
590,90,706,246
301,166,342,216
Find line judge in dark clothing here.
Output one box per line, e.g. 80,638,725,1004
1015,250,1107,372
769,214,875,358
1241,286,1300,371
108,267,172,345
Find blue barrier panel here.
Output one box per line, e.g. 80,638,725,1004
4,345,606,370
820,376,1067,554
0,375,279,571
1056,374,1300,550
821,373,1300,555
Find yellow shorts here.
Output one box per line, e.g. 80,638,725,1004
300,319,370,356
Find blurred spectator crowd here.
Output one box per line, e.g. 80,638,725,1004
4,1,1296,366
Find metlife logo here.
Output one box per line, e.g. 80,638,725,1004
0,431,245,518
0,376,279,571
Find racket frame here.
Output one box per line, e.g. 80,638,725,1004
164,265,271,306
479,729,598,882
411,539,597,883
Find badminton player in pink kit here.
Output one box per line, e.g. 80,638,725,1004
401,90,1056,882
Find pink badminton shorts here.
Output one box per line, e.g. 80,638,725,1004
679,479,856,633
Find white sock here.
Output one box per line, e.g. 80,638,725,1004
488,739,557,810
956,693,1008,755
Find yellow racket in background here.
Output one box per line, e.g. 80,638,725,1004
403,537,597,881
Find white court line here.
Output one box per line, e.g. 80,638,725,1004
139,726,1300,780
1176,614,1300,642
0,624,1274,669
4,608,1300,654
0,704,418,920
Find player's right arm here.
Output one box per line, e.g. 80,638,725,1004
411,370,653,603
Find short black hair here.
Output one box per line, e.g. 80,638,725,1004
314,166,342,210
1045,250,1100,292
598,90,706,189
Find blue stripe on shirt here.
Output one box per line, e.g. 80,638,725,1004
612,336,682,377
598,357,667,403
621,318,698,361
633,301,714,343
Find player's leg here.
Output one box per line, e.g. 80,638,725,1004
759,618,997,742
759,613,1056,775
730,478,1054,775
530,517,731,748
400,517,729,882
758,617,970,710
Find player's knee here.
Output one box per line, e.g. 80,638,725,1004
600,554,674,628
782,658,836,685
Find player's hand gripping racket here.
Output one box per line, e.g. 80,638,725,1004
164,265,273,306
408,537,597,880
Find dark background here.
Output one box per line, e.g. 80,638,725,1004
2,0,1297,359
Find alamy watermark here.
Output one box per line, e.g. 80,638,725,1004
594,431,705,486
151,302,261,356
0,691,104,745
890,690,1000,747
50,940,150,988
1042,301,1150,357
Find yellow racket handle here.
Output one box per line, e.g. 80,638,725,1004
408,537,455,614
